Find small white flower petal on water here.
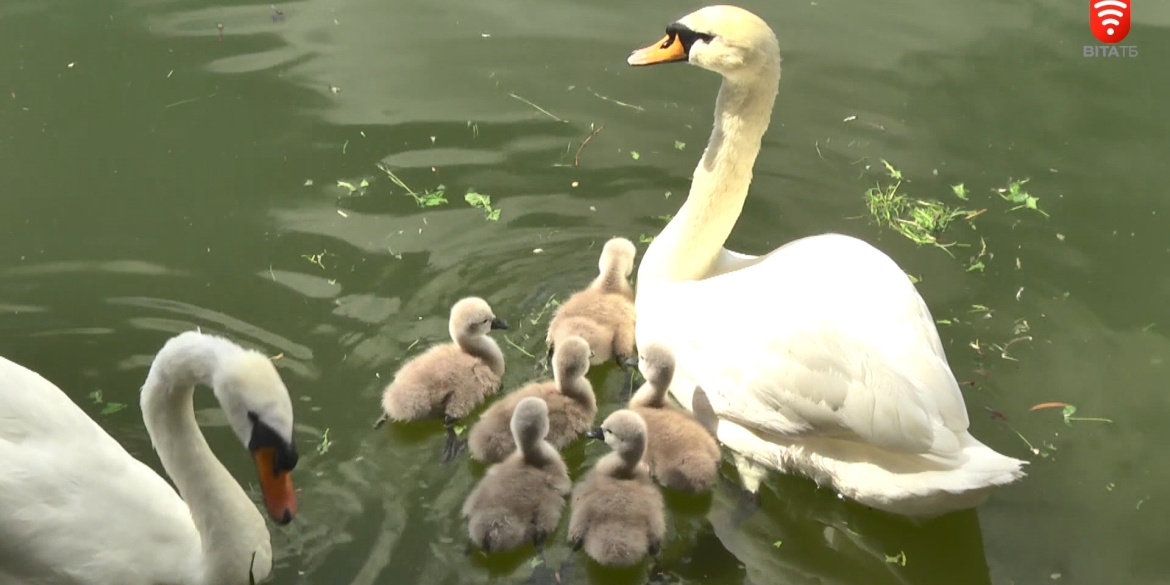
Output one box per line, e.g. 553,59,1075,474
533,248,544,254
337,210,348,218
843,115,856,122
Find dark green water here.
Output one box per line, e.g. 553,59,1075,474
2,0,1168,583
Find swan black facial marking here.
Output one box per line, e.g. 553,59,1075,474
665,22,715,55
247,411,299,474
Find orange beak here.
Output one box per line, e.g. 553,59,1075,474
252,447,297,525
628,33,688,66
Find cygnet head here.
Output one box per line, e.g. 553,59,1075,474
585,409,648,463
510,396,551,450
626,5,780,80
599,237,637,278
449,297,508,342
552,335,592,383
637,343,675,392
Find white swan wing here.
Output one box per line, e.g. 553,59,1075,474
639,234,971,456
0,356,202,585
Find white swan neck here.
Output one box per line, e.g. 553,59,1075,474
639,66,780,283
140,332,268,584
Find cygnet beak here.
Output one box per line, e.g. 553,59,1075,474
490,317,509,330
585,427,604,440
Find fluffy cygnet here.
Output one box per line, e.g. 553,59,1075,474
545,237,638,386
374,297,508,462
462,397,572,556
629,344,721,494
568,409,665,567
468,336,597,465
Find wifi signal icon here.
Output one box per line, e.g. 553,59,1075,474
1090,0,1131,44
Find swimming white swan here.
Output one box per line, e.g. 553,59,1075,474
626,5,1026,518
0,330,300,585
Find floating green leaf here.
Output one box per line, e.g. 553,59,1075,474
100,402,126,415
951,183,969,200
465,191,501,221
996,178,1049,217
317,428,332,455
880,159,902,180
1062,404,1113,426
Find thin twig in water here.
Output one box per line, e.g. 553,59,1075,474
574,125,604,167
504,335,536,359
587,89,644,111
508,93,564,122
164,93,217,109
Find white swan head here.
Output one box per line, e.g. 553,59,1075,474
626,5,779,79
211,350,300,525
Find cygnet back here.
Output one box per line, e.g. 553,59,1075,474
376,296,508,462
468,336,597,465
568,410,665,567
628,344,721,493
462,397,572,554
545,237,638,367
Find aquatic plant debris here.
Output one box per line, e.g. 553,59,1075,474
995,178,1049,217
508,92,564,122
376,163,447,207
574,124,604,167
88,390,126,416
317,428,332,455
1031,403,1113,425
586,88,644,111
952,183,969,200
302,251,328,269
885,551,907,566
863,160,973,254
464,191,500,221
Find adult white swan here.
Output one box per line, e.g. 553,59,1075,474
626,5,1026,518
0,330,300,584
